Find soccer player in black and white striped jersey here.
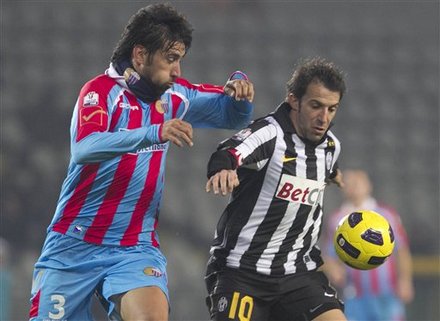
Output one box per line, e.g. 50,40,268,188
205,57,348,321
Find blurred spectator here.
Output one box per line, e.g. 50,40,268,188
323,169,414,321
0,237,11,320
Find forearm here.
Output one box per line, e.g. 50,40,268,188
207,149,238,178
226,98,253,129
397,246,413,283
72,125,162,163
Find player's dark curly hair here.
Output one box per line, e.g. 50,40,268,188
286,57,346,100
111,3,193,63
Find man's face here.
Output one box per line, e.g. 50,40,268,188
288,81,341,142
137,42,186,95
342,170,372,204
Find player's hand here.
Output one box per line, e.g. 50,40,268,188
327,168,344,188
224,79,254,102
160,119,193,147
397,278,414,303
206,169,239,196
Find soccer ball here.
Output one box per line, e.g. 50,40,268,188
333,210,395,270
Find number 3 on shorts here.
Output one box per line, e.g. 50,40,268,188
49,294,65,319
228,291,253,321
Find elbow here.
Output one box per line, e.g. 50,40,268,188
230,102,253,129
230,114,252,130
71,141,94,164
71,149,89,164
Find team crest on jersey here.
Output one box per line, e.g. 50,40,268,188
155,100,169,114
232,128,252,141
143,267,163,277
123,67,141,85
83,91,99,107
218,296,228,312
80,106,106,126
276,174,325,206
325,152,333,170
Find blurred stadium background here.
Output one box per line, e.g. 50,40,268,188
1,1,438,320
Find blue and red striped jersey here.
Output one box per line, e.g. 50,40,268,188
325,197,409,297
49,64,253,246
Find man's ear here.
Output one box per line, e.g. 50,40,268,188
132,45,147,68
287,93,299,111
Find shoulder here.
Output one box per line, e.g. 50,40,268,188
80,74,119,97
326,130,341,145
376,202,402,221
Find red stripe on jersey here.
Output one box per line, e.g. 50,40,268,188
175,78,224,94
84,93,142,244
389,257,398,292
152,217,159,247
171,94,183,119
109,93,124,131
121,98,164,246
76,75,116,142
83,155,138,244
228,148,242,167
353,270,362,296
120,152,162,246
29,289,41,318
53,164,100,234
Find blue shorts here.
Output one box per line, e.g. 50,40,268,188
345,294,405,321
29,231,168,321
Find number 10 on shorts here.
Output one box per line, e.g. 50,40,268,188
228,291,254,321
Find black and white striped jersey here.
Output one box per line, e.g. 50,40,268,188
207,102,341,276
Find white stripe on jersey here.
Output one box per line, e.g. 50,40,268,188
255,201,302,274
226,118,283,269
283,137,330,273
327,130,341,171
297,139,328,272
234,124,277,166
166,90,190,119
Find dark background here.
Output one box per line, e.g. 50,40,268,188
1,1,439,320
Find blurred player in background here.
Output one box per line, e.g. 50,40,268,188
205,57,348,321
0,238,11,321
29,4,254,321
323,169,414,321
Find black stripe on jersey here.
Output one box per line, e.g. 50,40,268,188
291,144,320,272
269,140,319,275
211,138,277,262
305,142,318,180
237,129,289,272
217,119,270,150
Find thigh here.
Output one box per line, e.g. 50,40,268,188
205,270,271,321
30,233,103,321
272,271,344,321
118,286,168,321
99,244,169,317
29,266,97,320
312,309,347,321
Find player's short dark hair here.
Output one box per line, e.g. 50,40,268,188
111,3,193,63
286,57,346,100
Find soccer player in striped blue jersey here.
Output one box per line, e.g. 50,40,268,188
205,58,348,321
323,170,414,321
29,4,254,321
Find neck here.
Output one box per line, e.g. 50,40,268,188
113,59,163,103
